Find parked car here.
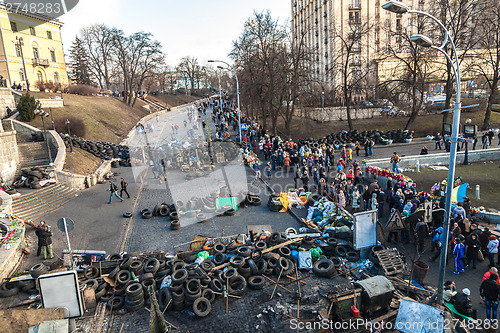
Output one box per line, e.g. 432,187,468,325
373,99,393,107
358,100,373,107
380,105,406,116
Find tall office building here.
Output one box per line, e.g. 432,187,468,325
291,0,425,96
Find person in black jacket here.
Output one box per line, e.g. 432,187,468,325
454,288,475,318
39,225,54,260
466,233,481,269
120,177,130,199
480,273,500,321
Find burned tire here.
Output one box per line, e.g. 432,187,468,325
237,246,251,258
248,276,266,290
107,296,125,311
201,288,215,303
170,220,181,230
81,279,98,290
159,205,170,217
0,282,19,298
30,263,47,279
213,253,227,266
224,209,236,216
334,245,347,257
229,255,245,269
83,266,99,279
158,288,173,311
126,283,143,299
192,297,212,317
228,275,247,296
171,269,188,285
123,212,132,218
254,240,267,251
209,278,223,293
142,210,153,219
153,203,163,216
346,251,360,262
139,272,154,283
313,259,335,277
169,212,179,221
116,270,132,285
144,258,160,275
201,260,215,273
213,243,226,253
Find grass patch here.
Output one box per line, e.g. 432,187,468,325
63,148,102,175
406,161,500,211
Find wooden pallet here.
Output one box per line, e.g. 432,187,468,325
375,249,406,276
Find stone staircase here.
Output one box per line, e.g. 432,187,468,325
15,133,57,177
11,184,78,221
143,96,167,111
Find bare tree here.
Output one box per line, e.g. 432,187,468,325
470,0,500,129
80,24,114,90
177,57,201,93
328,21,373,130
429,0,483,124
112,30,165,106
378,17,434,130
231,10,288,134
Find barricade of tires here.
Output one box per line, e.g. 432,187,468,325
137,187,262,230
298,128,414,148
60,134,130,166
9,166,54,191
63,233,381,316
0,263,49,299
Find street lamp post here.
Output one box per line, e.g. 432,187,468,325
321,91,325,123
216,69,223,111
16,37,29,91
66,119,73,153
208,60,242,143
382,0,462,304
35,110,53,164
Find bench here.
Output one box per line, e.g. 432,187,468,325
444,302,474,322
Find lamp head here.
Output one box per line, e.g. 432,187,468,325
208,60,215,63
410,34,433,48
381,1,410,14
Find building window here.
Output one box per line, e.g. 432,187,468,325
19,69,25,82
33,47,39,60
30,26,36,36
15,44,22,57
37,70,44,82
385,19,390,27
47,31,52,40
408,18,412,26
385,31,390,39
50,50,56,62
54,72,60,84
10,22,17,32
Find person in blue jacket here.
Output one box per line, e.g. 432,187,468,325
429,227,443,262
453,235,466,274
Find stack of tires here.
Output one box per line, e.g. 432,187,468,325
11,167,53,190
124,282,145,312
0,263,48,299
60,134,131,165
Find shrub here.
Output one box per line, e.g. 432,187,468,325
17,93,40,122
35,80,63,93
54,116,86,138
65,84,99,96
34,80,46,92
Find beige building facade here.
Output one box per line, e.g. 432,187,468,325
0,4,68,90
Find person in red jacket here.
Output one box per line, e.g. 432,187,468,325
482,267,500,284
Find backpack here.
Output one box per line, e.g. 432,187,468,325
112,184,118,192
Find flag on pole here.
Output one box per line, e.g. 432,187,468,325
451,183,468,203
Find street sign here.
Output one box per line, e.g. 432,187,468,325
57,217,74,232
240,123,247,130
424,201,432,223
384,210,405,232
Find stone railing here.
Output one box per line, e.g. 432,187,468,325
366,148,500,171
